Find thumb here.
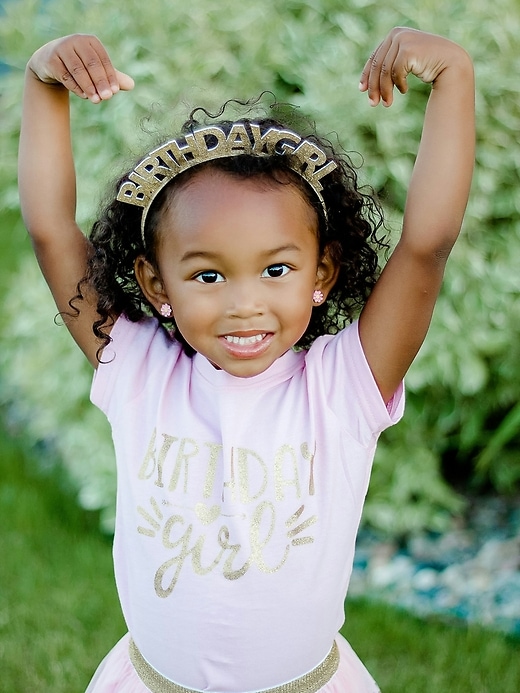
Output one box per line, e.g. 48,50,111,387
115,69,135,91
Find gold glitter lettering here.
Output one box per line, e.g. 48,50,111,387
150,497,163,519
227,123,253,153
291,537,314,546
237,447,268,504
162,514,186,550
134,149,180,184
249,123,301,155
157,514,237,596
274,444,301,501
138,436,323,595
139,429,178,488
192,127,228,156
138,428,157,480
250,501,289,574
285,505,305,527
203,442,222,499
195,502,221,525
156,435,177,488
287,515,317,538
138,506,161,532
167,134,203,164
286,505,317,546
222,447,236,502
137,496,164,537
168,437,199,493
300,442,316,496
218,526,250,580
292,141,327,176
189,532,227,578
156,514,191,597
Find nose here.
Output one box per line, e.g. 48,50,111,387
225,279,265,319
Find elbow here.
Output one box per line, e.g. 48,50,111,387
398,234,456,270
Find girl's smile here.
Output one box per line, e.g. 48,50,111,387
136,169,337,377
220,331,273,359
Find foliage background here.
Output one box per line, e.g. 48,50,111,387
1,0,519,535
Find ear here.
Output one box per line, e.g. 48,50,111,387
314,243,340,299
134,256,169,313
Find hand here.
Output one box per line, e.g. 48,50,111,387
359,27,467,107
28,34,134,103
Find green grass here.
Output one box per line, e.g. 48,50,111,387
0,419,519,693
0,424,126,692
342,601,520,692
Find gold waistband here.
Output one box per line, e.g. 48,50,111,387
129,638,339,693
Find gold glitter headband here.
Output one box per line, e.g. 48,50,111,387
116,122,338,243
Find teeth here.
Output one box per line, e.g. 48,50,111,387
224,334,266,345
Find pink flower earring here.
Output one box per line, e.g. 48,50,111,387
160,303,173,318
312,290,324,304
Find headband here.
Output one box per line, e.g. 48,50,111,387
116,121,338,244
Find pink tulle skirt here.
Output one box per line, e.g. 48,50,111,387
85,633,380,693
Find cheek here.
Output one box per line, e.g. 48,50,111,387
279,288,314,329
169,308,204,352
170,292,216,335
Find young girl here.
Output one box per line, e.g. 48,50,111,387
19,27,474,693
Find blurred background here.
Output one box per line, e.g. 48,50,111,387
0,0,519,690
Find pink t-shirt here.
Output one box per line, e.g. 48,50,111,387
91,316,403,692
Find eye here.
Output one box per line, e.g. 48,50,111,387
262,264,291,278
194,270,225,284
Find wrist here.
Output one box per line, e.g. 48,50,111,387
433,47,474,89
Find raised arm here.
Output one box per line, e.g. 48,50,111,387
18,34,133,367
357,28,475,402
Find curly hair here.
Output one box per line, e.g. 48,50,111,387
76,99,388,361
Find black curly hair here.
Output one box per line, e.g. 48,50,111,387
76,98,388,361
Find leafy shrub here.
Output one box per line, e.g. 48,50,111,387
1,0,519,535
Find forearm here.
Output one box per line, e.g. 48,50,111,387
358,29,476,400
19,67,78,241
402,48,475,256
16,34,134,367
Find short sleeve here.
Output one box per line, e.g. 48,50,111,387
91,315,182,421
304,321,404,443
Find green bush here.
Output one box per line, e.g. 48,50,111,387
1,0,519,535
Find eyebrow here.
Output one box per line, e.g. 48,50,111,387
179,244,302,263
179,250,221,263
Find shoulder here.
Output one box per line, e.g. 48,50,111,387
101,313,178,361
304,321,404,432
304,320,364,377
91,314,184,414
304,321,370,393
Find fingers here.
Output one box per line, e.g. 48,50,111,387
32,34,134,103
359,31,409,107
58,35,121,103
360,29,460,108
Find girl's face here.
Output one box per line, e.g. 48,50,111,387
136,169,337,378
